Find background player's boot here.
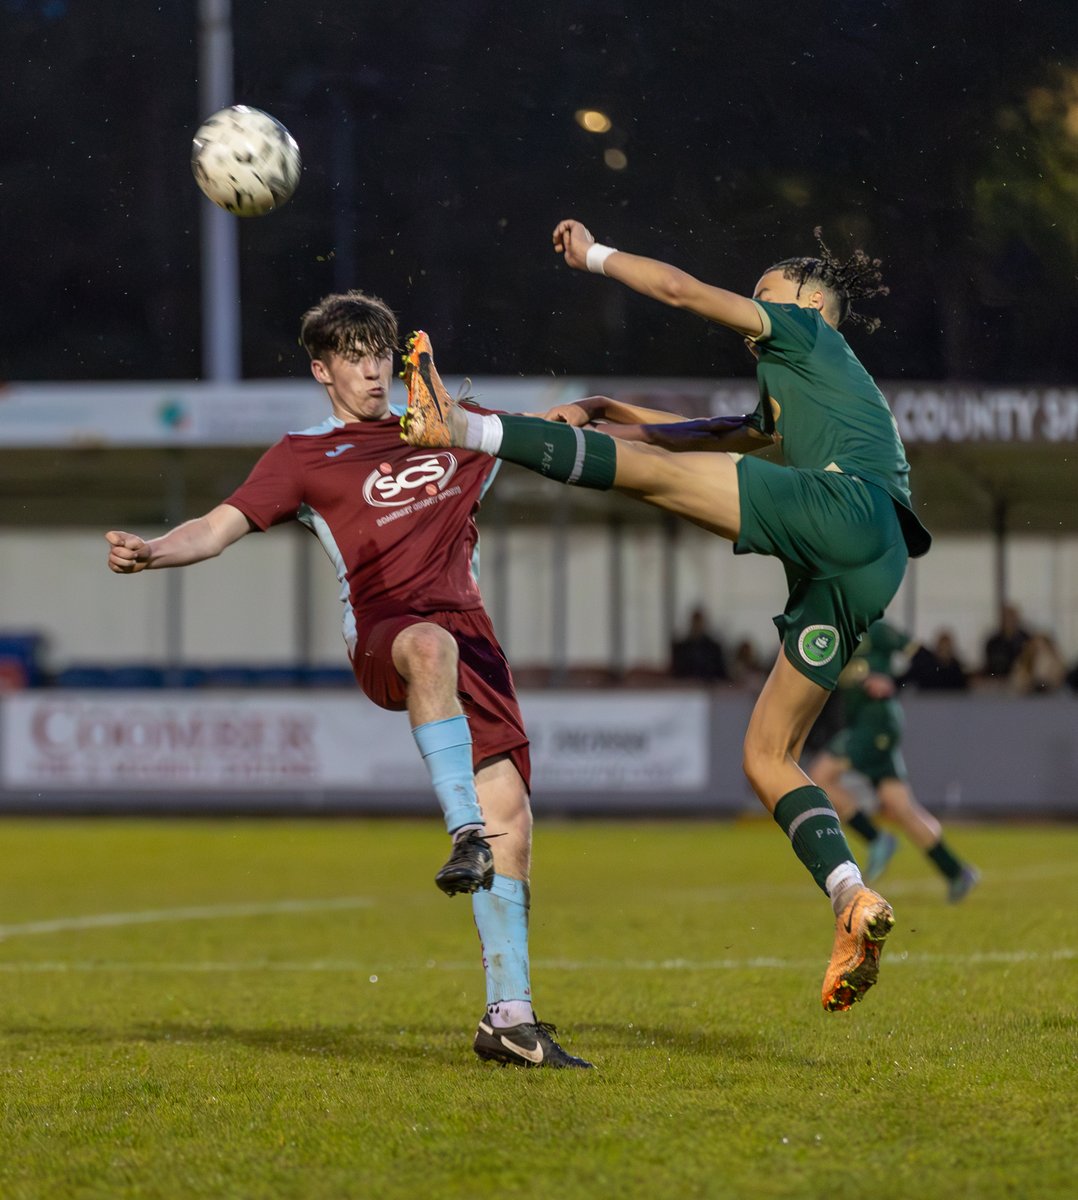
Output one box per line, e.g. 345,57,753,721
474,1013,594,1069
400,330,465,447
865,831,899,884
948,864,980,903
821,887,895,1012
434,828,495,896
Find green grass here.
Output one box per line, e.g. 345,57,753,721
0,817,1074,1199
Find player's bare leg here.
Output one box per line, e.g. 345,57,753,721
470,756,592,1068
608,441,741,539
391,622,494,896
877,778,980,902
875,778,940,850
744,656,894,1011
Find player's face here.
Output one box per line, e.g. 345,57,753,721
753,269,827,317
311,349,394,422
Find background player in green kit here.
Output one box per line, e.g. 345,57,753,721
402,218,933,1013
808,619,980,901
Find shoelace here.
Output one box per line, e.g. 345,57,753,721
455,829,506,844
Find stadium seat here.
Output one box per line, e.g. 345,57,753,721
108,665,167,689
54,665,116,688
299,665,356,688
198,665,263,689
0,632,47,688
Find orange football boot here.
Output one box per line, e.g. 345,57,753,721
821,887,895,1012
400,330,461,447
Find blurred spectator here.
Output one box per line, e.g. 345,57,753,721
671,606,728,681
729,637,770,691
982,603,1030,680
1066,659,1078,693
1011,632,1066,694
903,629,970,691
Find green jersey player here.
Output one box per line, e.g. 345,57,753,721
401,218,933,1014
809,620,979,902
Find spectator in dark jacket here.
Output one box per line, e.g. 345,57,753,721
904,629,970,691
982,604,1030,680
671,606,728,682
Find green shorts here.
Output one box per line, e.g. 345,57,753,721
734,457,909,690
829,700,907,784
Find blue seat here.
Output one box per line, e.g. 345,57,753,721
198,665,262,689
108,665,167,689
0,632,46,687
162,666,211,689
252,666,303,688
300,665,356,689
54,665,115,688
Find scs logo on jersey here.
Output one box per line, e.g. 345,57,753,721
362,452,459,508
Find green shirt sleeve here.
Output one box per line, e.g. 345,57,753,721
751,300,821,359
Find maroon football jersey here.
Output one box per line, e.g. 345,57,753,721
225,412,499,649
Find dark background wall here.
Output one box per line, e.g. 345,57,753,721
3,0,1078,385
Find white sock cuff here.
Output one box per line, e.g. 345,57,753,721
825,862,863,899
461,410,504,456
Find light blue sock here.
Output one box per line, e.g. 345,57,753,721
412,715,483,834
472,875,532,1006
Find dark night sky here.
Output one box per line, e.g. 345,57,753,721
3,0,1078,384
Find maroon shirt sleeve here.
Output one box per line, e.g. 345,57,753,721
225,438,305,530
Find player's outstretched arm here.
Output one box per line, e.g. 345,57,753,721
105,503,252,574
539,395,692,427
552,218,765,338
538,396,770,453
608,416,772,453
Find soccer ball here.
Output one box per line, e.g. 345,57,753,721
191,105,301,217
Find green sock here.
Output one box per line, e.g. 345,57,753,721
773,785,858,894
497,415,617,490
848,810,880,843
927,839,963,881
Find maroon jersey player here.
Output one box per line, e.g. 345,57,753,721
104,290,591,1069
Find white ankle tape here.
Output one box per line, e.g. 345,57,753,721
461,411,504,456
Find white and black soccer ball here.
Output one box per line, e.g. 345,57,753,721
191,105,301,217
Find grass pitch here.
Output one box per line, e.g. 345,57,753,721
0,817,1074,1199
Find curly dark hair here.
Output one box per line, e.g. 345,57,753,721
768,228,889,333
299,290,399,362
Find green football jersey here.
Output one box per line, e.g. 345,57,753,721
747,300,931,557
838,618,913,724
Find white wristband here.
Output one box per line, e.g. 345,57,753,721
585,242,617,275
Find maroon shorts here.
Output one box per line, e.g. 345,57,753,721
352,606,531,791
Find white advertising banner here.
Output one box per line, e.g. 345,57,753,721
4,380,1078,448
522,692,708,789
0,379,586,448
0,691,709,794
0,693,419,791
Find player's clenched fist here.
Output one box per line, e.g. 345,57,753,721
105,530,150,574
551,219,595,271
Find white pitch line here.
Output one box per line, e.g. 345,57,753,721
0,947,1072,974
0,897,374,940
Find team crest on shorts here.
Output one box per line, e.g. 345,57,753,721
798,624,840,667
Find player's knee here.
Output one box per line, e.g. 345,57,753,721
393,623,458,682
741,733,782,790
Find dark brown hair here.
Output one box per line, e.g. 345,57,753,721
299,290,399,361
